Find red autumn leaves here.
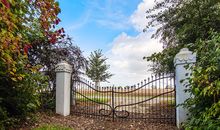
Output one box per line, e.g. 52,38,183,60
1,0,65,54
24,44,32,54
1,0,10,8
48,27,65,44
48,18,65,44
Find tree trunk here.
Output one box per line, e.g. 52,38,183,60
95,81,100,90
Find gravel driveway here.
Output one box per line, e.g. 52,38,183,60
24,112,178,130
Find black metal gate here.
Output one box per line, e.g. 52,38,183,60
71,73,175,124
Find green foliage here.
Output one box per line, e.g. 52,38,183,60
28,36,87,84
145,0,220,128
144,46,181,73
39,92,55,110
0,0,62,129
27,36,87,111
145,0,220,73
183,32,220,129
86,50,113,87
33,124,72,130
0,61,48,129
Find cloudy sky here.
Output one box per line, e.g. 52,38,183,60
58,0,163,86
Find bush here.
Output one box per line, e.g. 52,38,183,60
183,32,220,129
0,62,48,129
39,92,55,110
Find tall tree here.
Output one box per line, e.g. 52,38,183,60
86,50,113,89
144,0,220,129
26,35,87,110
0,0,62,128
144,0,220,73
28,36,87,90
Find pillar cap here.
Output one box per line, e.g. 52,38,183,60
55,61,72,73
174,48,196,66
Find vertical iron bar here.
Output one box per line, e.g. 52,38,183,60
142,82,143,119
174,73,176,125
163,74,167,123
158,74,161,122
112,87,115,121
170,74,173,123
171,74,173,123
97,84,99,119
169,74,172,123
98,83,99,119
138,83,140,119
91,83,93,117
148,78,150,121
162,74,165,123
156,75,158,121
70,80,73,109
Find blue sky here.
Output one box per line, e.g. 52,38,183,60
58,0,142,53
57,0,163,86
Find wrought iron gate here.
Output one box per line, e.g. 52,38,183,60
71,73,175,124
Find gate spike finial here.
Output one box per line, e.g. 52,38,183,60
144,79,146,84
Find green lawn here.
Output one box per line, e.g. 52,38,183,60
33,124,72,130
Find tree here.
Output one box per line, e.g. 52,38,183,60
28,36,87,90
144,0,220,128
27,36,87,109
144,0,220,73
86,50,113,89
183,31,220,129
0,0,62,128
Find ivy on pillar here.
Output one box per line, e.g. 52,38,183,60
174,48,196,128
55,61,72,116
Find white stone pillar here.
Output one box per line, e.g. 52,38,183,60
174,48,196,128
55,61,72,116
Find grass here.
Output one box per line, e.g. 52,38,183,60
76,97,109,104
33,124,72,130
160,99,176,107
75,89,175,97
168,99,176,107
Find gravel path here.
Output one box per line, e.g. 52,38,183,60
23,112,178,130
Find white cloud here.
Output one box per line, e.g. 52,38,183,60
130,0,162,32
104,32,162,86
102,0,163,86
